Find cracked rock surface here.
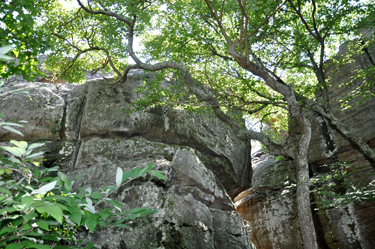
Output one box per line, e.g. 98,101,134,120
0,74,253,249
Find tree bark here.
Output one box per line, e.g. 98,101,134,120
77,3,321,248
302,99,375,170
294,117,319,249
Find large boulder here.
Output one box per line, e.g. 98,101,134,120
72,146,252,248
0,72,253,248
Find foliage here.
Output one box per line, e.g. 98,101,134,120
311,161,375,210
328,38,375,110
274,155,286,162
35,0,375,142
0,45,166,249
0,140,164,248
0,0,56,82
3,2,375,248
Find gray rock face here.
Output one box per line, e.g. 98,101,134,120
72,146,252,249
288,30,375,164
236,152,375,249
235,32,375,249
0,73,252,248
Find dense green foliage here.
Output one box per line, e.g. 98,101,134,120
3,0,374,133
0,45,165,249
0,0,55,81
2,1,375,248
0,140,163,248
311,161,375,210
20,0,371,137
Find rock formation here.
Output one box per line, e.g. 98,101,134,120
2,31,375,248
235,32,375,249
0,72,253,248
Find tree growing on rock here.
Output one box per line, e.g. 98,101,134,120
6,0,375,248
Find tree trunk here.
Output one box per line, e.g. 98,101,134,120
294,116,319,249
301,96,375,170
323,110,375,169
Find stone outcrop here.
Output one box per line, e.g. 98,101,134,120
235,32,375,248
2,31,375,249
0,72,252,248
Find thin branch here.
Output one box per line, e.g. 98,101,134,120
115,64,141,84
77,0,132,25
204,0,233,44
101,48,122,77
246,0,288,39
287,0,319,40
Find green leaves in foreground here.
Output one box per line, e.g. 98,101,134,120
0,139,166,248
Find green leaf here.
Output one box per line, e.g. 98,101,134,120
0,146,26,157
113,218,127,225
122,170,133,182
10,140,28,149
33,201,63,223
149,170,166,181
23,212,38,222
21,195,34,208
125,214,138,220
98,208,113,220
0,227,16,237
39,177,52,183
28,142,45,150
114,224,129,228
137,208,158,218
90,191,103,199
0,45,13,61
21,240,36,247
57,172,67,182
71,174,83,181
10,217,23,227
139,164,154,176
64,178,72,192
124,207,150,214
85,242,96,248
42,234,59,242
83,187,92,194
130,167,143,178
55,202,70,212
0,187,12,195
34,167,40,178
0,195,7,201
37,180,57,194
21,223,32,231
104,199,122,211
0,207,16,214
25,151,45,159
2,126,24,136
36,220,49,231
28,244,52,249
116,167,123,186
5,243,23,249
84,210,99,233
68,205,82,225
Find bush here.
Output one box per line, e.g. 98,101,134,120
311,161,375,210
0,139,165,248
0,45,165,249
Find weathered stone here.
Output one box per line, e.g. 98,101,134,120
0,74,253,248
71,148,252,249
72,77,251,195
236,34,375,248
236,151,375,249
235,153,301,249
0,82,66,141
